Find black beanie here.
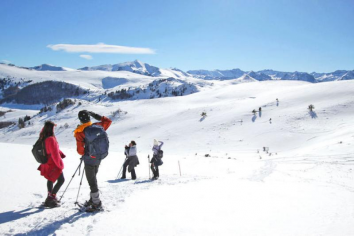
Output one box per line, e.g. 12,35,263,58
78,110,90,123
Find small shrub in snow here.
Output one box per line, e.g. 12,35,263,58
18,118,25,129
56,99,75,113
24,115,31,122
40,106,52,113
201,112,207,117
111,108,127,117
0,121,15,129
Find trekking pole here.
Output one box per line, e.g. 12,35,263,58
75,164,85,206
59,159,83,202
178,160,182,176
116,156,127,179
148,155,151,179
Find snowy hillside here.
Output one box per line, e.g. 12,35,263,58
0,79,353,235
0,63,212,104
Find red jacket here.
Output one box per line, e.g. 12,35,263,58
38,136,65,182
74,116,112,156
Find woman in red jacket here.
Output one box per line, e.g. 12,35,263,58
37,121,65,208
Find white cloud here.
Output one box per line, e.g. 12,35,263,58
47,43,155,54
80,54,93,60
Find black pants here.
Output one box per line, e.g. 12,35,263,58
47,173,65,195
122,159,136,179
151,163,159,178
85,165,100,193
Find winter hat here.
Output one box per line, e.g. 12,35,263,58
78,110,90,123
154,139,159,146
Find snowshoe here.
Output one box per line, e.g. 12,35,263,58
85,201,103,213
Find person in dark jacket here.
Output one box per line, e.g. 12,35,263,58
38,121,66,208
151,139,164,180
121,140,139,180
74,110,112,211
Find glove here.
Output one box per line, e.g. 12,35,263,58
88,111,102,121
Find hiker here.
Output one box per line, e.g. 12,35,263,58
74,110,112,212
37,121,66,208
121,140,140,180
151,139,164,180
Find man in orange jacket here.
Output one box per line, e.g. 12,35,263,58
74,110,112,211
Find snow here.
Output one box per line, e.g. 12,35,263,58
0,79,354,235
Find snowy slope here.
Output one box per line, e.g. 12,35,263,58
0,63,158,90
0,64,212,104
0,79,353,235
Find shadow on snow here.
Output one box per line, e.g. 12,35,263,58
107,179,130,184
15,210,92,236
0,208,44,225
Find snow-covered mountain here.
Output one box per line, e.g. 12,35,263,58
0,62,354,106
311,70,354,82
247,71,272,81
79,60,161,76
30,64,68,71
187,68,245,80
189,68,352,82
79,60,190,78
0,63,211,105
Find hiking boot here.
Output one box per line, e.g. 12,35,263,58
120,176,126,179
86,201,102,212
84,198,93,207
51,193,59,203
45,194,59,208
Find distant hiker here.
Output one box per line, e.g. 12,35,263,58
259,107,262,112
37,121,66,208
151,139,164,180
74,110,112,212
269,118,272,123
121,140,140,180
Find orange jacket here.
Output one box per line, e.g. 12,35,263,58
74,116,112,156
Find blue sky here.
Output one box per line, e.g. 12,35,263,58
0,0,353,72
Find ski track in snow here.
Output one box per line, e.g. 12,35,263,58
248,160,277,182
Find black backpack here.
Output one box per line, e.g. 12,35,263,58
32,138,48,164
158,149,164,158
84,125,109,160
